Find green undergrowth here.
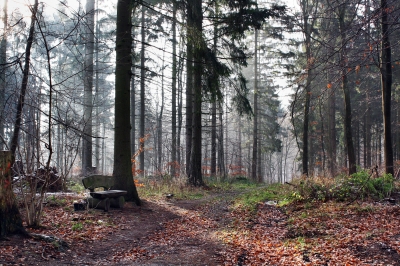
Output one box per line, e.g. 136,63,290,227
289,170,396,203
137,175,262,200
46,195,67,207
207,176,259,191
229,170,398,213
66,175,262,200
67,170,396,206
67,180,85,193
136,176,208,200
233,183,293,212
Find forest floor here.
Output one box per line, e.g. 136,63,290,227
1,185,400,265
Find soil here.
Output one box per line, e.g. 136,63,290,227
1,190,400,265
0,191,238,266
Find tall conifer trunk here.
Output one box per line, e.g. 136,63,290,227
0,0,7,149
251,29,258,181
139,4,146,176
380,0,394,175
113,0,140,205
171,0,177,177
338,6,356,175
210,2,218,177
82,0,95,175
301,1,312,177
185,1,193,176
188,0,204,186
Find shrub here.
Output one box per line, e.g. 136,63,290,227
294,170,395,202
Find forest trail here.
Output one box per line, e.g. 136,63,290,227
0,189,252,265
83,189,244,265
1,187,400,265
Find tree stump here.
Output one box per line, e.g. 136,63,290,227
0,151,24,238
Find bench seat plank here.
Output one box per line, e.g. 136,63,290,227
90,190,127,199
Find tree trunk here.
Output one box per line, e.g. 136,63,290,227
211,102,217,177
327,89,336,176
177,51,184,171
0,151,24,238
131,14,138,159
302,30,311,177
299,0,319,177
318,98,326,173
0,0,7,150
364,100,371,168
342,73,356,175
95,0,100,172
139,4,146,176
131,67,136,157
82,0,95,176
364,0,371,170
338,6,356,175
188,0,203,186
10,0,38,156
157,54,165,173
251,29,258,181
218,102,226,178
171,0,177,177
113,0,140,205
185,2,193,177
380,0,394,176
210,4,218,177
238,116,242,173
257,139,262,182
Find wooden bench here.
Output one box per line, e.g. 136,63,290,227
82,175,127,211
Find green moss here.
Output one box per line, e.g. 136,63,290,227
71,222,83,231
233,183,293,211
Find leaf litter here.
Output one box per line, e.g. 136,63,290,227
1,191,400,265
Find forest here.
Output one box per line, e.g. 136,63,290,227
0,0,400,264
0,0,399,189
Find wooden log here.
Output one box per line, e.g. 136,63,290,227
110,196,125,208
87,197,110,212
0,151,25,238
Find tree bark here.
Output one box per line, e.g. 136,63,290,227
251,29,258,181
211,102,217,176
0,0,7,150
185,1,193,177
157,53,165,172
113,0,140,205
171,0,177,177
139,4,146,176
210,3,218,177
338,6,356,175
218,102,226,178
301,3,312,177
188,0,203,186
131,67,136,157
177,51,184,171
327,89,336,176
95,0,100,172
82,0,95,176
10,0,38,156
0,151,24,238
380,0,394,175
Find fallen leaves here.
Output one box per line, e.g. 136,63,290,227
218,200,400,265
1,191,400,265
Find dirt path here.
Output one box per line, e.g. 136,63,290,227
2,189,400,265
0,190,244,265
